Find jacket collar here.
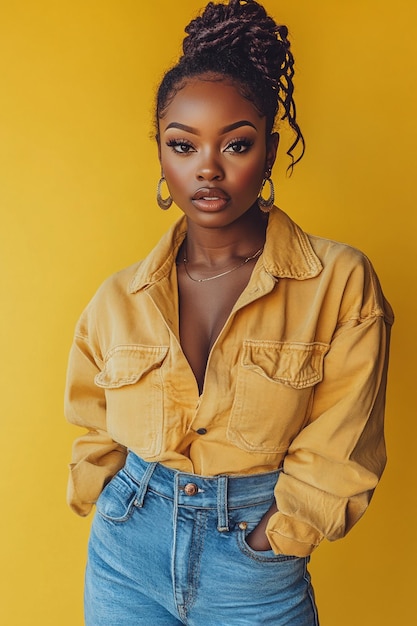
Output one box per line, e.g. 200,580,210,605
262,207,323,279
129,207,322,293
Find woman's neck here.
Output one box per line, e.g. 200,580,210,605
183,206,268,268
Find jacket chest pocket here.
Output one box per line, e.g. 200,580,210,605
95,345,169,457
227,340,329,453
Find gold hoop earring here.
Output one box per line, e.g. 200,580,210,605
156,176,172,210
257,175,275,213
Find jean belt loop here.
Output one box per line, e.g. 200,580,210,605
217,475,229,532
135,461,158,508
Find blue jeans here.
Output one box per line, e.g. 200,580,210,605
85,453,319,625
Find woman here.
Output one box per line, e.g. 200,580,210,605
65,1,393,624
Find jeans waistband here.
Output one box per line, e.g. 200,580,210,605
124,452,280,531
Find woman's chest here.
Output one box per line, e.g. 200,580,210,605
177,266,253,393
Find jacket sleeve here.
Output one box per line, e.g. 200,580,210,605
266,261,394,556
64,307,127,516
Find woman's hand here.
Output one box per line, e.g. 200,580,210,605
245,501,278,551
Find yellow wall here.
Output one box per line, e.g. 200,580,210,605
1,1,415,624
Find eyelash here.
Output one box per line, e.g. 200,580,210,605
166,139,195,154
225,138,254,153
166,137,254,155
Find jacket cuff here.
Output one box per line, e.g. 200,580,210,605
67,453,125,516
266,511,323,557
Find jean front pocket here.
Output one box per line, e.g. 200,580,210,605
235,520,300,564
227,340,329,453
95,344,169,457
95,471,140,523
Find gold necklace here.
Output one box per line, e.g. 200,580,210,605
182,244,264,283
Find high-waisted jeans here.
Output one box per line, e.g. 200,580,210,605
85,452,319,625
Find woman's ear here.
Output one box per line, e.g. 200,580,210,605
266,132,279,171
156,135,162,163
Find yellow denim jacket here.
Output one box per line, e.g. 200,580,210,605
65,207,393,556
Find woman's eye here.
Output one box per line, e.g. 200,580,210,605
224,139,253,153
166,140,195,154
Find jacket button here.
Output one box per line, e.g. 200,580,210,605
196,428,207,435
184,483,198,496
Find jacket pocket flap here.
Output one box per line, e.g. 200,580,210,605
242,341,329,389
95,345,169,389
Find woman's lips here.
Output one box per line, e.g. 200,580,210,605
192,187,230,212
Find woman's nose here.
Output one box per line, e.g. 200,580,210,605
196,150,224,181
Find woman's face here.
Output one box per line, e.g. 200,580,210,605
158,77,278,229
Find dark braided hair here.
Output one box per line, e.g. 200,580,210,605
156,0,305,171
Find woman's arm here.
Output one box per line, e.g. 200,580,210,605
264,310,392,556
247,246,393,556
65,312,127,516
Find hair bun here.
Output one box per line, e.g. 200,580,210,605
182,0,290,94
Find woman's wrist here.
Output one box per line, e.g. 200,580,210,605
245,502,278,551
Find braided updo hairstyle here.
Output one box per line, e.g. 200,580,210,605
156,0,305,170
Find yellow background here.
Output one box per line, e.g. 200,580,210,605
1,1,416,624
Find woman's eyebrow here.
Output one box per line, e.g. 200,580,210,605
220,120,258,133
165,122,200,134
164,120,258,135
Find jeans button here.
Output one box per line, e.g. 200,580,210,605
184,483,198,496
